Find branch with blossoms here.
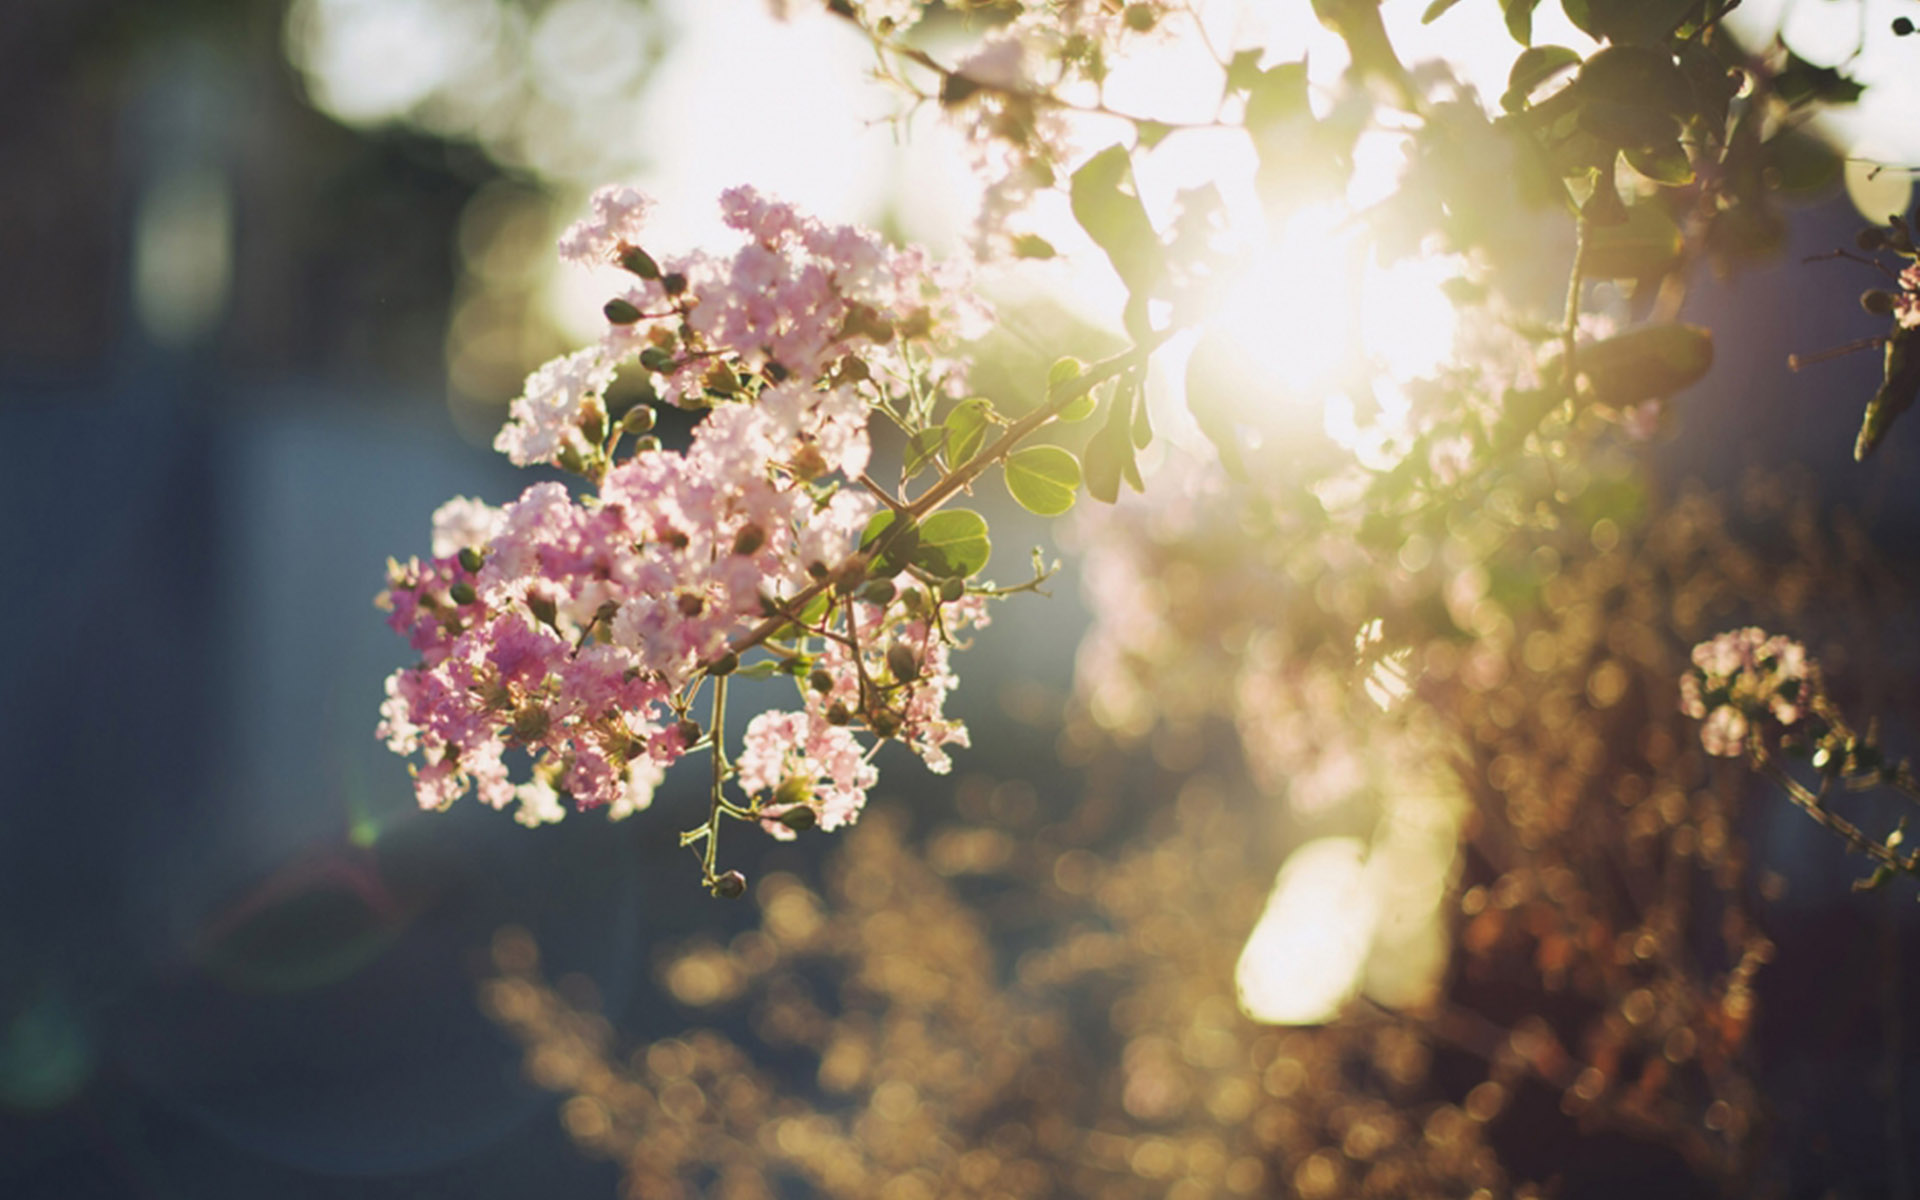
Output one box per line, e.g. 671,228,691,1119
1680,628,1920,888
377,183,1170,895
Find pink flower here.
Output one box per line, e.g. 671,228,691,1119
557,185,654,269
430,496,504,558
1680,627,1821,757
738,710,878,838
1896,264,1920,330
494,349,617,468
1699,706,1749,758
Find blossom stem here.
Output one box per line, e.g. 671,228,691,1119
1755,754,1920,877
702,675,730,883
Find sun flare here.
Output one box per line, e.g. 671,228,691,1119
1210,203,1461,401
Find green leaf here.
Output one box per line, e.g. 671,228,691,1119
1503,0,1542,45
1136,120,1174,150
1244,60,1346,210
1577,101,1679,150
860,510,920,576
1225,48,1264,93
1577,45,1692,119
904,427,946,478
1774,52,1865,107
1087,376,1146,502
1765,128,1843,196
1580,323,1714,403
1577,0,1696,44
1679,43,1739,133
1070,145,1162,293
1131,384,1154,449
1010,234,1057,260
773,590,833,639
1581,160,1630,227
1048,357,1097,421
1624,139,1694,186
1244,61,1311,134
1003,446,1082,515
911,510,992,578
1183,331,1246,480
1422,0,1466,22
1858,326,1920,461
1084,402,1125,505
1583,200,1683,278
943,398,995,467
1503,45,1580,112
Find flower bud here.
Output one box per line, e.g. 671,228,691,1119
791,443,830,481
887,641,918,683
578,395,608,444
826,702,852,726
676,718,702,747
860,578,897,606
604,298,642,325
619,245,660,279
834,556,871,594
526,589,559,629
732,524,767,556
457,546,486,574
901,587,929,617
510,706,550,742
869,709,901,738
621,405,657,435
1858,227,1890,252
639,346,676,374
557,445,591,476
678,592,706,617
939,577,965,604
775,803,817,832
662,272,688,296
707,650,739,676
449,581,478,606
1863,289,1897,316
1123,2,1156,30
634,435,662,453
712,869,748,899
808,667,835,694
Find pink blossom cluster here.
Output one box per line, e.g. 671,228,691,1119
1679,628,1819,758
497,184,984,468
1896,263,1920,330
380,185,997,838
739,590,991,838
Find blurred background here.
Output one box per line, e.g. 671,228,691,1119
4,0,1920,1196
